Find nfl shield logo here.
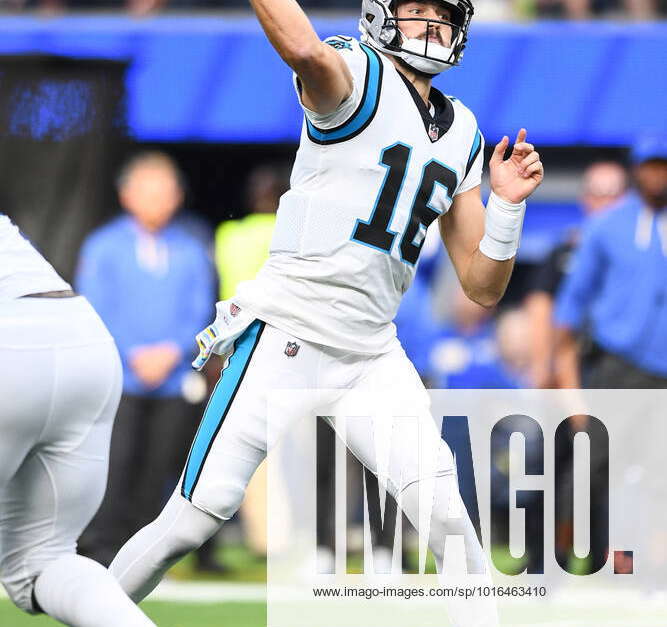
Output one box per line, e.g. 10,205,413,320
429,123,440,142
230,303,241,317
284,341,300,357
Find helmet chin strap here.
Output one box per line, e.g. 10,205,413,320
398,34,454,75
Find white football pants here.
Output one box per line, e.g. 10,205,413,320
0,296,152,626
111,320,497,626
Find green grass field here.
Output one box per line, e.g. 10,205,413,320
0,600,265,627
168,543,267,583
0,543,267,626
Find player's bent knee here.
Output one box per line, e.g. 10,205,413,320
190,481,246,522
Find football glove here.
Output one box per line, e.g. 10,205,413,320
192,300,254,371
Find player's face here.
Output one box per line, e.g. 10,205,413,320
395,0,453,48
120,164,184,231
635,159,667,209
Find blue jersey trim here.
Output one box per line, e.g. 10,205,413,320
181,319,265,502
465,128,482,178
305,43,383,145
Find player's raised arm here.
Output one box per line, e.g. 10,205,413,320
249,0,353,114
440,129,544,307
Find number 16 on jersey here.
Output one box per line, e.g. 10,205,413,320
351,142,458,265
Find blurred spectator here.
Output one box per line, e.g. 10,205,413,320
495,307,532,386
554,136,667,389
76,151,216,567
429,286,524,389
525,161,628,389
215,165,285,300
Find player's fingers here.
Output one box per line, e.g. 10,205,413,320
523,160,544,179
515,128,527,145
490,136,509,164
519,151,540,171
512,142,535,157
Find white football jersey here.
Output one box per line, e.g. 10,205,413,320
0,214,71,300
236,36,484,354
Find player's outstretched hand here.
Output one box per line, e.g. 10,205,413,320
489,129,544,204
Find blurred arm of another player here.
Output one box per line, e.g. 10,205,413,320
249,0,353,113
440,128,544,308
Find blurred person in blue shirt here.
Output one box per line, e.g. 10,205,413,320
554,136,667,389
429,285,527,389
75,152,215,566
525,161,628,389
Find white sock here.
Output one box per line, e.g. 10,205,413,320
34,554,155,627
110,489,221,603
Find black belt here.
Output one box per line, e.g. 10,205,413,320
21,290,78,299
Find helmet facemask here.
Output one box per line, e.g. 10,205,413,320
360,0,473,76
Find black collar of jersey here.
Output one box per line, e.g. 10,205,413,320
397,70,454,143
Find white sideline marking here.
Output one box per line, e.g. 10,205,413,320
0,581,266,604
148,580,266,602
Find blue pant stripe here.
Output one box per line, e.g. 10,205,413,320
181,320,265,501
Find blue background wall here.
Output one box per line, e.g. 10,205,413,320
0,17,665,144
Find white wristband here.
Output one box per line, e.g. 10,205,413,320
479,191,527,261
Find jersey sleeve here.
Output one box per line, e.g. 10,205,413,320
292,36,375,132
456,127,485,195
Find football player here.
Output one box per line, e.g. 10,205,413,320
110,0,543,624
0,214,155,626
